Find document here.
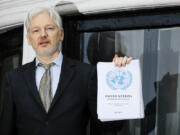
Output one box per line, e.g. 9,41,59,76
97,59,144,121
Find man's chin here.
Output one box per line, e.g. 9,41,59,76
36,49,58,57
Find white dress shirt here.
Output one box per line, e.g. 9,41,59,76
35,52,63,98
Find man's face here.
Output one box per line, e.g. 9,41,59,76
27,12,64,57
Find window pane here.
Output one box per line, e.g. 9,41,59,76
0,53,22,116
156,28,180,135
81,27,180,135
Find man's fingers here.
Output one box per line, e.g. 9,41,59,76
118,57,124,66
114,56,133,67
114,57,123,66
127,57,133,64
113,54,118,62
121,56,128,67
114,57,119,66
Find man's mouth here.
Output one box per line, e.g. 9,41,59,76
39,41,50,46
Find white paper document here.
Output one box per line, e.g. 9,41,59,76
97,59,144,121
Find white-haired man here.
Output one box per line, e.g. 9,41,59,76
0,7,132,135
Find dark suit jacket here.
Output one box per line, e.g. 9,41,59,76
0,56,98,135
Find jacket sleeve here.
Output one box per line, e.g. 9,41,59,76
87,66,126,134
0,73,16,135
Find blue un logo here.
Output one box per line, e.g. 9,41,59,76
106,69,132,90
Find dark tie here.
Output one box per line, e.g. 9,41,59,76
38,62,55,112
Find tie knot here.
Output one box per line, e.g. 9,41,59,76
38,62,55,70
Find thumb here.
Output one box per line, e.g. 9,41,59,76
113,54,118,62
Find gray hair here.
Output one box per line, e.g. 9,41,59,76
25,7,63,33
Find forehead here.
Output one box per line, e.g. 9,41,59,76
29,12,55,27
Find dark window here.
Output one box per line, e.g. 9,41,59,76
62,8,180,135
0,26,23,116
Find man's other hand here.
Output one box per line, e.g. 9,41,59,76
113,54,133,67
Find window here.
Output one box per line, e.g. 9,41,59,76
0,26,23,116
63,9,180,135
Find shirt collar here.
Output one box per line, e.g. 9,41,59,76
36,52,63,67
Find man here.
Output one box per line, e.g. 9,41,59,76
0,7,132,135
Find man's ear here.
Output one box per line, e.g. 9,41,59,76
26,34,32,46
59,29,64,41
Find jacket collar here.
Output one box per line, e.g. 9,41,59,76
22,56,76,114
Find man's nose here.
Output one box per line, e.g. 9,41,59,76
40,29,48,38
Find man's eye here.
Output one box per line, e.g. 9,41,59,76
48,27,54,30
32,29,39,33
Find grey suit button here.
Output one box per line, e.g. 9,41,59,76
45,121,49,125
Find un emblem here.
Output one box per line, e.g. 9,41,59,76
106,69,132,90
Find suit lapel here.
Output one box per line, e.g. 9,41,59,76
22,60,45,111
21,57,76,113
49,56,75,111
